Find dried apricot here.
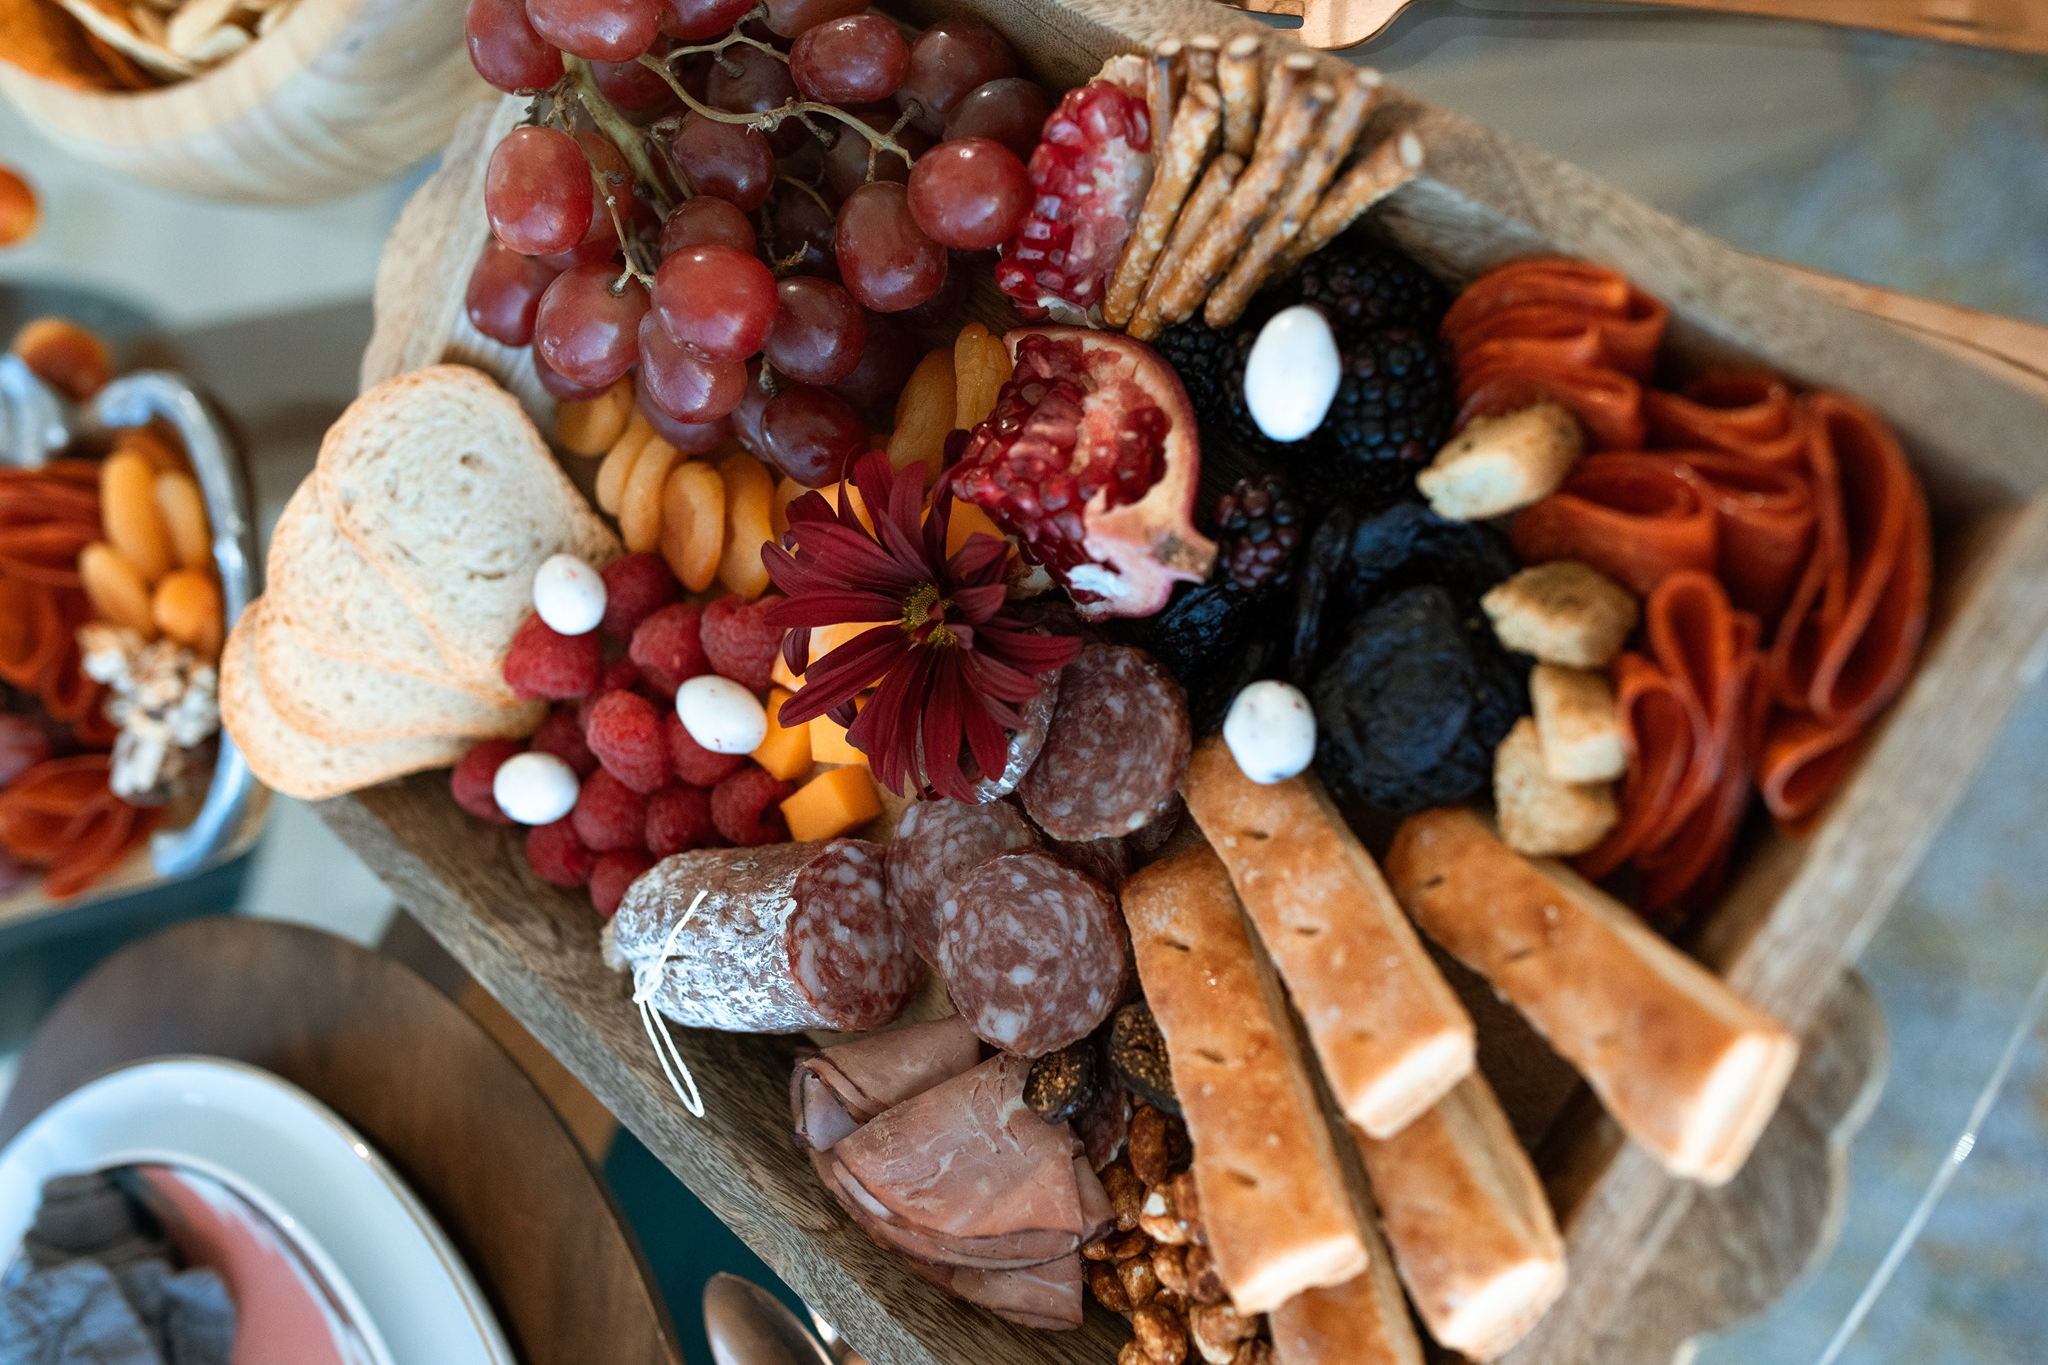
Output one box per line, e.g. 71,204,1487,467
79,542,154,633
557,377,636,456
13,317,113,401
115,424,185,473
154,470,211,570
100,451,172,582
660,460,725,593
771,475,808,539
953,322,1012,430
152,569,223,658
595,411,656,514
716,451,776,598
619,440,680,554
0,166,40,248
886,348,956,481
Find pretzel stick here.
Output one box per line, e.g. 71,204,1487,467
1149,39,1182,148
1128,152,1244,342
1204,71,1379,327
1218,34,1263,158
1104,82,1223,328
1153,77,1330,329
1185,34,1220,91
1274,129,1425,275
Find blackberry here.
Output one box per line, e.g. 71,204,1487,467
1153,322,1237,423
1213,472,1305,592
1311,327,1455,505
1286,235,1450,340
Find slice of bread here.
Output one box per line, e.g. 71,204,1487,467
1480,561,1638,670
1493,717,1618,858
1418,401,1582,521
255,605,542,744
317,365,619,687
221,602,469,802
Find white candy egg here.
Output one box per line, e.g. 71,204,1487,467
532,553,607,636
1243,305,1342,442
1223,680,1317,785
677,675,769,755
493,751,580,825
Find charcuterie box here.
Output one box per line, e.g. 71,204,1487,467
317,0,2048,1361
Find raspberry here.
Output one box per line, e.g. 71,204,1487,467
589,849,656,918
527,816,596,887
646,783,717,857
572,768,650,852
699,594,784,691
631,602,710,696
602,552,682,641
578,657,646,731
664,711,748,787
529,707,597,777
585,690,671,794
451,738,522,824
711,765,794,846
503,613,602,700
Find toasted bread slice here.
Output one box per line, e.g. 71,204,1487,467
1418,401,1582,521
1184,734,1475,1138
1481,561,1638,669
1528,663,1627,782
1269,1237,1424,1365
317,365,619,687
1493,717,1618,858
221,602,469,801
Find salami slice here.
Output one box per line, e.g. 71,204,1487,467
1019,644,1191,841
610,839,917,1032
1044,835,1131,893
886,799,1040,964
938,851,1127,1056
971,673,1059,801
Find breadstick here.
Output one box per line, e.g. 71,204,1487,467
1218,34,1263,157
1104,82,1223,327
1185,33,1220,91
1275,129,1425,275
1149,39,1182,148
1128,152,1243,341
1155,77,1330,328
1205,70,1379,328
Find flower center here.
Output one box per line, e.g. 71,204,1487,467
901,582,958,648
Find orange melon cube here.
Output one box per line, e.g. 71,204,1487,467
751,688,813,781
810,703,867,767
944,500,1008,558
780,765,882,842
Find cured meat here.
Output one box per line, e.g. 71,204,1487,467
1667,451,1815,624
884,799,1039,964
0,754,156,899
793,1014,984,1152
1510,454,1718,597
936,851,1127,1056
969,673,1059,801
1018,643,1190,841
1442,257,1668,378
1647,371,1806,465
610,839,918,1032
940,1257,1085,1331
1043,834,1131,893
1456,364,1646,452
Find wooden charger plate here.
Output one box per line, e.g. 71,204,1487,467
325,1,2048,1362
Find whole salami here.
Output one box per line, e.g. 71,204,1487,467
609,839,917,1032
937,851,1127,1056
1019,644,1191,841
886,799,1040,963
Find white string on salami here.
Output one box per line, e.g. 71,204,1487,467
633,888,709,1120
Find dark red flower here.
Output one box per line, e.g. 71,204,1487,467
762,450,1080,801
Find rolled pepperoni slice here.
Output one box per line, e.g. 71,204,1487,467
1510,454,1718,597
1019,644,1190,842
1667,451,1815,625
885,798,1040,964
937,851,1127,1057
1646,371,1806,465
1456,363,1647,451
1443,258,1668,377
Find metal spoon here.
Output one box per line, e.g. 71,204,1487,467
702,1273,839,1365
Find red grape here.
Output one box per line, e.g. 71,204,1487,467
592,55,678,112
906,137,1028,250
467,241,562,346
943,77,1051,159
466,0,563,93
639,382,736,452
670,113,776,210
651,244,778,363
762,0,864,39
486,126,594,257
706,44,803,154
535,341,611,401
639,313,748,421
659,0,753,40
525,0,661,62
830,312,916,410
763,277,865,385
760,384,866,486
732,362,772,455
660,196,757,256
535,261,650,388
897,20,1015,134
790,16,907,105
835,181,945,312
765,185,838,278
821,110,929,201
896,250,968,329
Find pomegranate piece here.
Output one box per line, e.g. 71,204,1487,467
994,68,1152,325
948,327,1214,620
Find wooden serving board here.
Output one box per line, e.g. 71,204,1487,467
324,3,2048,1362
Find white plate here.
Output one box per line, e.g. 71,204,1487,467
0,1056,515,1365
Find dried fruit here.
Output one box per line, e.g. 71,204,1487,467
12,318,112,401
1212,473,1304,593
995,76,1153,323
661,459,727,593
1108,1002,1178,1115
452,738,522,824
0,165,39,248
1024,1039,1100,1124
949,328,1214,618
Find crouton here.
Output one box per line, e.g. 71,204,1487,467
1493,717,1617,857
1530,664,1628,782
1481,561,1638,669
1417,402,1583,521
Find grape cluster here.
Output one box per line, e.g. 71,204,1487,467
461,0,1043,489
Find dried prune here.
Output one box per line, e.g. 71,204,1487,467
1311,584,1525,814
1141,579,1284,735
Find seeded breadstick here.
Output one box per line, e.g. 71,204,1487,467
1154,78,1331,328
1275,130,1425,274
1149,39,1182,148
1185,34,1220,91
1128,152,1244,341
1218,34,1263,157
1105,82,1224,327
1205,71,1379,327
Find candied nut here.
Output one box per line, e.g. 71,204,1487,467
1152,1243,1190,1297
1170,1172,1204,1240
1118,1341,1149,1365
1089,1259,1133,1313
1139,1187,1190,1245
1229,1341,1273,1365
1130,1105,1172,1187
1082,1235,1118,1262
1133,1304,1189,1365
1106,1229,1151,1261
1104,1162,1145,1232
1118,1252,1162,1308
1190,1303,1256,1364
1183,1243,1228,1305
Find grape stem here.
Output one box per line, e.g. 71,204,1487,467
669,30,788,66
563,56,677,217
632,53,916,168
